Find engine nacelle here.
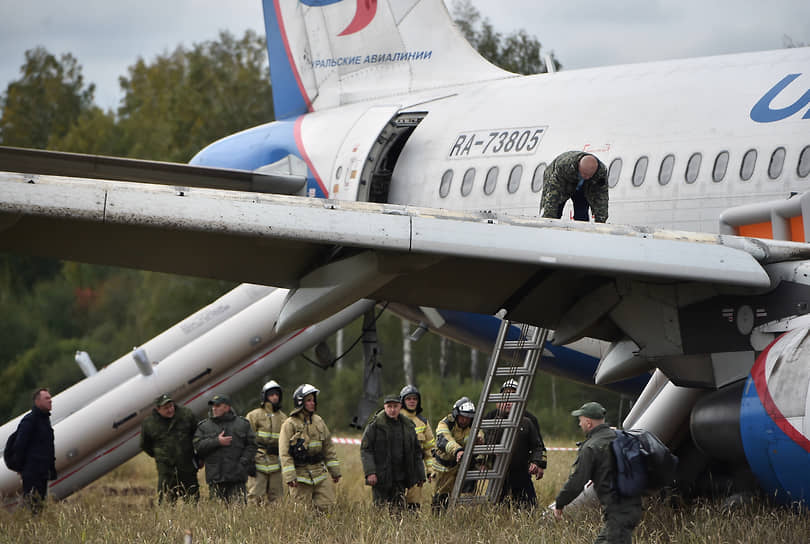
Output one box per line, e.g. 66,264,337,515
739,328,810,505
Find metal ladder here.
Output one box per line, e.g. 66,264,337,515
448,318,548,507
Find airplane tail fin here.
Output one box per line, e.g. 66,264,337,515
262,0,510,119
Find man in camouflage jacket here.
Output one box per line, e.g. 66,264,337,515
540,151,609,222
140,393,200,503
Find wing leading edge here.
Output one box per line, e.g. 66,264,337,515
0,170,775,287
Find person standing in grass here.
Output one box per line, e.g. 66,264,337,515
399,384,435,510
279,384,341,509
361,393,426,512
13,388,57,513
245,380,287,504
193,393,257,503
140,393,200,503
482,379,547,508
554,402,642,544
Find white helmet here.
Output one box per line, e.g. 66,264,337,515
293,383,319,409
261,380,282,406
452,396,476,419
501,379,519,392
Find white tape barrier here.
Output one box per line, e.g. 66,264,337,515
331,437,576,451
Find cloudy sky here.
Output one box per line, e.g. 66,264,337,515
1,0,808,111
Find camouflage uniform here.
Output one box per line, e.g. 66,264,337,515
193,408,258,503
431,413,483,510
278,408,341,508
540,151,609,222
402,407,435,507
245,402,287,503
555,423,642,544
140,404,200,503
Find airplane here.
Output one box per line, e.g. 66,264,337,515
1,0,810,507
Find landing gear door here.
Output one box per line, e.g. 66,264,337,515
331,106,401,202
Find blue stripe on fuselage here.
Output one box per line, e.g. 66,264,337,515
438,309,648,397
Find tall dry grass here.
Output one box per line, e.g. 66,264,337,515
1,441,807,543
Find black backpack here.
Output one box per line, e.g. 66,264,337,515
3,430,23,472
612,430,648,496
612,428,679,497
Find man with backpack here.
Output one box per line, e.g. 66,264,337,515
12,388,57,513
553,402,642,544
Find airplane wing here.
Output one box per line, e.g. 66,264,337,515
2,168,809,390
0,146,306,195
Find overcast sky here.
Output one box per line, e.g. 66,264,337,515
1,0,808,111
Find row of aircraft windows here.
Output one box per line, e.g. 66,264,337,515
438,145,810,198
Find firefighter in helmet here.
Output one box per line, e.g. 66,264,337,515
399,384,436,510
278,384,341,508
431,396,483,511
245,380,287,503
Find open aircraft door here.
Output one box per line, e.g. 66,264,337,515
331,106,425,203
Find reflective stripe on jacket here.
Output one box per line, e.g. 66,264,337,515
278,410,340,485
246,403,287,473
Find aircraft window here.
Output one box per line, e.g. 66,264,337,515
685,153,701,184
799,146,810,178
507,165,523,193
658,154,675,185
439,169,453,197
713,151,729,182
531,163,546,192
607,158,622,188
632,156,648,187
461,167,476,196
740,149,757,181
335,166,343,180
768,147,786,179
484,166,499,195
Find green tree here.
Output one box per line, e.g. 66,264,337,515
0,47,95,148
451,0,561,75
53,106,126,156
116,30,274,162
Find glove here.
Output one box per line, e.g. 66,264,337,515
246,463,257,477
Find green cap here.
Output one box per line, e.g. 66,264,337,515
383,393,402,405
155,393,173,407
208,393,232,406
571,401,606,419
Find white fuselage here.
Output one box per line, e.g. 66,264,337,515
304,48,809,235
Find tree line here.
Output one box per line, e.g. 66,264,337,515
0,3,622,435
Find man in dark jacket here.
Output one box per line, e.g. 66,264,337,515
554,402,642,544
193,393,258,503
14,388,57,512
361,394,426,512
483,380,547,507
140,393,200,503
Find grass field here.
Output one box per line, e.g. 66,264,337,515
1,440,808,543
